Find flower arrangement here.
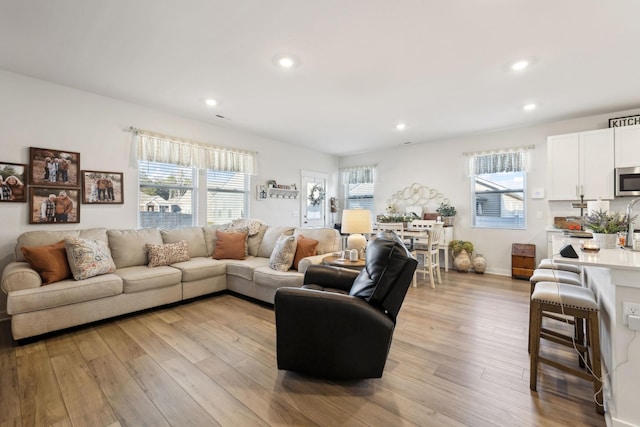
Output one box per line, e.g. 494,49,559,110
377,213,416,223
583,209,635,234
436,202,457,217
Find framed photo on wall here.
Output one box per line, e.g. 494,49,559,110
0,162,27,202
29,187,80,224
81,170,124,204
29,147,80,187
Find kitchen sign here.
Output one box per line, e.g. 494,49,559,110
609,114,640,127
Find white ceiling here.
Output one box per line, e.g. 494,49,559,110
1,0,639,156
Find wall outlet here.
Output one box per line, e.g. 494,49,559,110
622,302,640,325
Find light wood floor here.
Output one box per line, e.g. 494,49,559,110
0,271,606,426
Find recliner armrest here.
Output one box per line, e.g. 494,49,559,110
302,264,359,293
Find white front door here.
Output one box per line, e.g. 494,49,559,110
301,170,327,228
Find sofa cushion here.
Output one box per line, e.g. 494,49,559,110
292,235,319,271
247,224,268,256
6,273,123,315
293,228,340,255
269,234,297,272
115,265,182,294
108,228,163,269
169,257,227,282
147,241,190,267
254,266,304,289
226,256,270,281
65,237,117,280
203,225,227,257
20,240,72,285
258,226,295,258
161,227,208,258
16,229,81,262
213,230,248,260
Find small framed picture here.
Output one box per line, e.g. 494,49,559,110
29,147,80,187
257,184,267,201
81,170,124,204
29,187,80,224
0,162,27,202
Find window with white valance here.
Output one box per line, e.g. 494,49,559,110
468,148,531,230
133,128,253,228
135,129,257,174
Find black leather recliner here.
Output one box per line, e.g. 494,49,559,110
274,230,418,379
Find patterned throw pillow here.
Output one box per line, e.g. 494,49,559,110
64,237,116,280
147,240,190,267
292,235,319,270
21,240,72,285
269,234,297,272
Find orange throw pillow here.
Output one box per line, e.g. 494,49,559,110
292,235,319,270
21,240,72,285
212,230,248,260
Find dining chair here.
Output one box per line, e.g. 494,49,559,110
376,222,406,244
411,222,443,288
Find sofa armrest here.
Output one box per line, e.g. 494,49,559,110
303,264,359,292
297,253,332,274
1,262,42,294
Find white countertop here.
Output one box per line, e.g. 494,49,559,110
551,234,640,270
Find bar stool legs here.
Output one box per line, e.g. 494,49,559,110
529,281,604,415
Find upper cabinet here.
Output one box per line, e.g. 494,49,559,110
547,128,614,200
614,125,640,168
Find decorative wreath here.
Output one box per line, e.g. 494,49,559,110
308,184,325,207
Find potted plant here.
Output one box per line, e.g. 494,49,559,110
436,202,457,226
449,239,474,272
583,209,635,249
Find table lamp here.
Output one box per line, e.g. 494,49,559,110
341,209,373,258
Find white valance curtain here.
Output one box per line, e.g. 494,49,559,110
132,128,258,174
467,146,532,175
342,165,375,184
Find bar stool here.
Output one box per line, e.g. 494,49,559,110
537,258,581,275
529,281,603,414
528,268,584,354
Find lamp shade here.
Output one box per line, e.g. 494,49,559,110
341,209,373,234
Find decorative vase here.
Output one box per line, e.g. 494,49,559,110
592,233,617,249
443,216,454,227
453,249,472,272
473,254,487,274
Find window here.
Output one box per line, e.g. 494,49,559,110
206,171,249,225
135,129,256,229
139,162,251,228
342,166,375,212
471,151,527,229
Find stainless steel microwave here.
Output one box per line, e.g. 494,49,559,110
615,166,640,197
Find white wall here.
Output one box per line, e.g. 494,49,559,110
339,107,640,276
0,70,338,318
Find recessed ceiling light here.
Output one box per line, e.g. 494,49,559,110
396,123,407,131
205,99,217,107
511,60,529,71
523,103,536,111
273,54,300,69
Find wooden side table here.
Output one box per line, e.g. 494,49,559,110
322,255,366,271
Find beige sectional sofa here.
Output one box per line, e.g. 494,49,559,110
1,224,341,340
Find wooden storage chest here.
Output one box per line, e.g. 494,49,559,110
512,243,535,280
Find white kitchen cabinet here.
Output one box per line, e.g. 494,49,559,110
614,125,640,168
547,128,614,200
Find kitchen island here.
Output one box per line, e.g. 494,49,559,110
551,235,640,427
